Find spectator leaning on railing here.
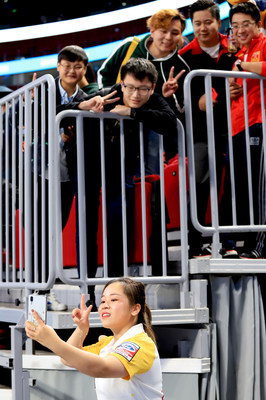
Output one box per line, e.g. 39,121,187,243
63,58,177,281
97,9,190,170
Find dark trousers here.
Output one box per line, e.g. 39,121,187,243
220,123,266,255
188,141,226,257
29,177,74,286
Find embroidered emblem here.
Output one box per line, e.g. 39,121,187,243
250,137,260,146
115,342,140,361
251,51,260,62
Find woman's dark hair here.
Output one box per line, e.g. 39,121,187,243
103,277,157,344
58,45,88,66
190,0,220,21
85,62,96,83
120,58,158,85
229,2,261,24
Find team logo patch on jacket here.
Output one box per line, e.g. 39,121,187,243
115,342,140,361
251,51,260,62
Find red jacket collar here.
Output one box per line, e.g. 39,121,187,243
179,33,228,55
235,32,264,59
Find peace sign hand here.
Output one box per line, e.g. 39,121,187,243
71,294,92,337
162,67,186,98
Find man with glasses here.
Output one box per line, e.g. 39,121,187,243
163,0,237,259
77,58,177,277
37,45,117,310
227,0,266,33
105,58,177,276
98,9,190,172
221,2,266,259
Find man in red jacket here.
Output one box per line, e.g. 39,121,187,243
163,0,237,258
222,2,266,258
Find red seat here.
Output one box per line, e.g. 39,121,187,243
164,155,189,230
127,179,154,264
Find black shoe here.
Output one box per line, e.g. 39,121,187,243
192,245,212,259
239,249,263,259
85,299,98,312
78,299,98,312
220,248,239,259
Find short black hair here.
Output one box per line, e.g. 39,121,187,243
229,2,261,24
58,45,88,66
120,58,158,85
190,0,220,21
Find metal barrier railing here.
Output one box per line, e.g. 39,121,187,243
0,78,192,400
0,74,56,292
184,69,266,259
55,111,190,306
0,73,190,307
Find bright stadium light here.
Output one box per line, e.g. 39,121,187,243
0,0,194,43
0,2,230,76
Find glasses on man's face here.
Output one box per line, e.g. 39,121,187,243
122,82,152,96
231,21,256,30
59,63,84,72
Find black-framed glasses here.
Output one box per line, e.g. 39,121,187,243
122,82,152,96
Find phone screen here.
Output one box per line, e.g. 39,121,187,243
27,294,47,326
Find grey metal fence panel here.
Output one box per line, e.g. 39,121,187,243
55,111,189,305
184,69,266,258
0,74,56,290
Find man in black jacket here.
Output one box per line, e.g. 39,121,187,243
70,58,177,278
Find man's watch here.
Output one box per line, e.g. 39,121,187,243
235,59,243,71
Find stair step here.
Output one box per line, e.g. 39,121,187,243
0,388,12,400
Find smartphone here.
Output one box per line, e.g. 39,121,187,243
27,294,47,326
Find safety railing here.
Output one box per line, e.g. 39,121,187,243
0,74,57,292
184,69,266,273
0,73,191,308
55,110,190,307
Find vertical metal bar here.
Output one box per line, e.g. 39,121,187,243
76,114,87,283
225,77,237,225
99,116,108,277
11,98,17,282
5,101,10,282
54,112,64,283
18,95,24,281
158,135,167,276
176,119,189,305
119,119,128,275
205,74,220,257
10,326,23,400
41,82,47,284
243,78,254,224
47,77,57,289
33,86,39,283
24,88,32,286
139,123,148,274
